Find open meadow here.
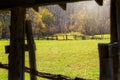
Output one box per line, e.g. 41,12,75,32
0,40,109,80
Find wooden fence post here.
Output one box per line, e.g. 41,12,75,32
26,20,37,80
9,7,25,80
74,35,77,40
116,0,120,79
56,35,58,40
110,0,120,79
98,43,113,80
66,35,68,40
110,0,117,43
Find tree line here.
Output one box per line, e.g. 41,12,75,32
0,0,110,39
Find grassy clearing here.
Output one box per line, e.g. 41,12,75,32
0,40,109,80
40,34,110,40
94,34,110,39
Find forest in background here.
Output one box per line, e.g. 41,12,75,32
0,0,110,39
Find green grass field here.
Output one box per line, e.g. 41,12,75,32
0,40,109,80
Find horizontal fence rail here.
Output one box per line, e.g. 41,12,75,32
0,63,90,80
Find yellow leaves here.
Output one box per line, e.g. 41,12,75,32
37,14,42,19
26,14,29,20
39,8,54,18
27,7,55,34
39,19,46,29
0,21,2,27
28,8,46,29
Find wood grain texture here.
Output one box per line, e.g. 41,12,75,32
9,7,25,80
26,20,37,80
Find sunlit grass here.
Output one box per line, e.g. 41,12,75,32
0,40,109,80
94,34,110,39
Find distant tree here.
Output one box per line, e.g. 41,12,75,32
0,21,2,38
39,7,55,35
26,8,46,39
0,11,10,39
26,8,55,38
0,0,110,39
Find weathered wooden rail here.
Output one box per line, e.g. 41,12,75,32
0,63,89,80
0,0,102,9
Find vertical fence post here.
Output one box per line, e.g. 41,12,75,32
9,7,25,80
66,35,68,40
26,20,37,80
98,44,113,80
110,0,118,79
110,0,120,79
116,0,120,79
